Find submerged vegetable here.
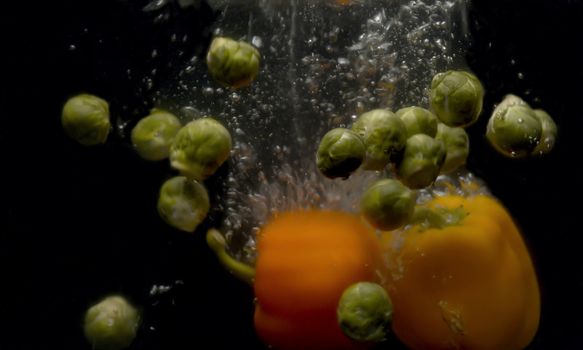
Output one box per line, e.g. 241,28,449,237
337,282,393,343
435,123,470,173
382,194,540,350
396,106,438,138
61,93,111,145
84,295,140,350
351,109,407,170
430,70,484,127
486,95,542,158
316,128,365,179
206,37,261,89
206,228,255,284
532,109,558,156
254,211,386,350
157,176,210,232
360,179,416,231
397,134,446,189
131,110,182,161
170,118,232,180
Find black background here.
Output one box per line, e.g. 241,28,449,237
1,0,582,349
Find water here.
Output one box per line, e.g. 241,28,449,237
143,0,473,263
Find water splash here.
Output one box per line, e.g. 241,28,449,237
143,0,202,11
150,0,472,263
221,160,384,262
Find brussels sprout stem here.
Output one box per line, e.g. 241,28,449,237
410,205,467,230
206,229,255,284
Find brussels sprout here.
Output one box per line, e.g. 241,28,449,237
316,128,365,179
170,118,232,180
206,37,261,89
61,93,111,145
435,123,469,173
397,134,446,189
131,110,182,161
337,282,393,343
430,70,484,127
84,295,140,350
486,95,542,158
157,176,210,232
532,109,558,156
396,106,439,138
360,179,416,231
351,109,407,170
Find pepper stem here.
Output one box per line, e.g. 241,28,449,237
410,205,467,229
206,229,255,285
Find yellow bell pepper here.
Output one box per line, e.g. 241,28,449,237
381,194,540,349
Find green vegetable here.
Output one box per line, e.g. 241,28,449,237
435,123,470,173
532,109,558,156
157,176,210,232
316,128,365,179
396,106,438,138
430,70,484,127
397,134,446,189
206,229,255,284
84,295,140,350
337,282,393,343
360,179,416,231
206,37,261,89
61,94,111,145
486,95,542,158
351,109,407,170
131,110,182,161
170,118,232,180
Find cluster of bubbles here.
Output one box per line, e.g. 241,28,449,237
141,0,471,263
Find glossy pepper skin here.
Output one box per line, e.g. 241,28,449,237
382,194,540,350
253,211,386,350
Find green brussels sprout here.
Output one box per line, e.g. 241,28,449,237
131,110,182,161
316,128,365,179
206,37,261,89
396,106,439,138
157,176,210,232
170,118,232,180
61,93,111,145
337,282,393,343
397,134,446,189
360,179,416,231
84,295,140,350
430,70,484,127
486,95,542,158
351,109,408,170
532,109,558,156
435,123,469,173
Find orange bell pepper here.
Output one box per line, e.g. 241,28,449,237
382,194,540,349
253,210,386,350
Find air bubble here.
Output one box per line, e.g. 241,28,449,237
252,36,263,48
231,93,241,102
337,57,350,65
202,87,214,97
